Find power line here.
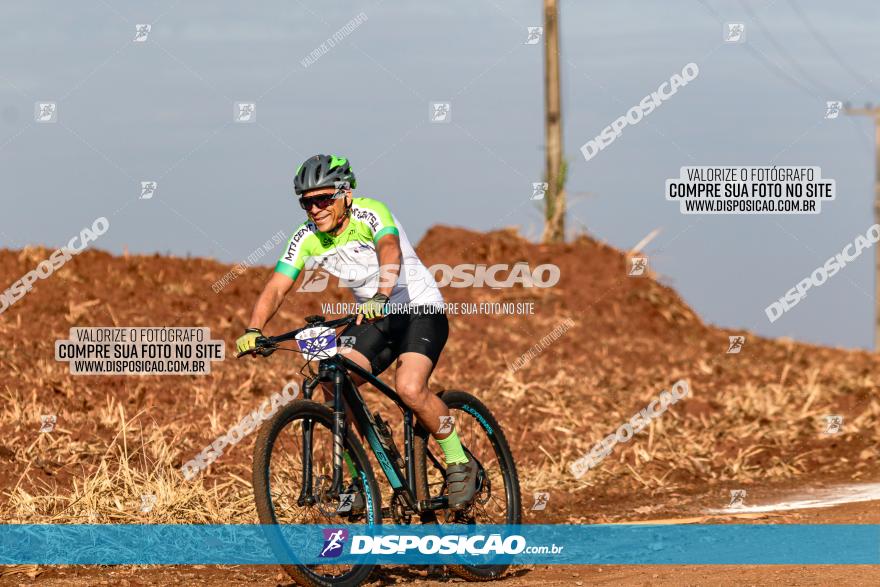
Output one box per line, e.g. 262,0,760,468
786,0,880,95
694,0,822,100
738,0,836,97
741,41,823,100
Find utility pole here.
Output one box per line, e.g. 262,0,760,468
542,0,566,243
846,103,880,351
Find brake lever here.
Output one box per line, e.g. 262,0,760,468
256,345,277,357
255,336,278,357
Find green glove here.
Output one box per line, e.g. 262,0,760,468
357,293,389,321
236,328,263,355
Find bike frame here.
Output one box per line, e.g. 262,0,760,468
259,314,450,516
303,354,448,513
300,353,448,515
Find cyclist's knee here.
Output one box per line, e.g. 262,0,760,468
396,380,428,407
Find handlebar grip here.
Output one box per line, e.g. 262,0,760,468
235,336,277,358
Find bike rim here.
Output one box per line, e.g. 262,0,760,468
263,412,375,581
424,404,515,525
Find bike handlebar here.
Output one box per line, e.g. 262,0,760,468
235,314,358,359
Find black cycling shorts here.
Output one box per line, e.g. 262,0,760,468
341,306,449,375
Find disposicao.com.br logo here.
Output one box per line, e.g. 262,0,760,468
319,528,349,558
319,529,562,557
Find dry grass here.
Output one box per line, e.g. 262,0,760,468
474,334,880,521
5,333,875,526
1,235,878,527
1,395,256,524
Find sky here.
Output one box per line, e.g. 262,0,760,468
1,0,879,350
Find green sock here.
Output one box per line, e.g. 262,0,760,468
343,450,359,479
436,429,469,465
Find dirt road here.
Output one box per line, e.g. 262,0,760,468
12,491,880,586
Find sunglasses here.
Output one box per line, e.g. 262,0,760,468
299,192,341,211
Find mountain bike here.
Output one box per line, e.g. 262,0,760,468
241,314,521,587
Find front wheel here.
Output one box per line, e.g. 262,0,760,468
252,399,382,587
413,390,522,581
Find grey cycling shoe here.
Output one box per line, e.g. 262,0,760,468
446,459,479,510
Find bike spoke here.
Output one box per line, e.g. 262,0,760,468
423,403,513,525
263,412,371,581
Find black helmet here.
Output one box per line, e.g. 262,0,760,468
294,154,357,195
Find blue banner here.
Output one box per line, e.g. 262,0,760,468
0,524,878,565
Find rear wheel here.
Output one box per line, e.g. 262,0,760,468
253,399,381,587
413,390,522,581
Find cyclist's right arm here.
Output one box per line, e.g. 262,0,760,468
247,222,317,331
246,271,295,331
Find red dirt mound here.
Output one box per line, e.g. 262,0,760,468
0,226,878,525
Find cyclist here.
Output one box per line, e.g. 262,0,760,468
235,154,478,509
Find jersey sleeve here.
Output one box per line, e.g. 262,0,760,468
353,197,399,242
275,223,315,281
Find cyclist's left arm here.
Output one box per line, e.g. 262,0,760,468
356,232,400,324
375,233,401,297
356,198,402,296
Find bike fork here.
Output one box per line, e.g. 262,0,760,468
296,373,346,505
330,368,346,495
298,418,315,506
297,377,319,507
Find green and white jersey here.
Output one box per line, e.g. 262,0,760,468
275,197,444,307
